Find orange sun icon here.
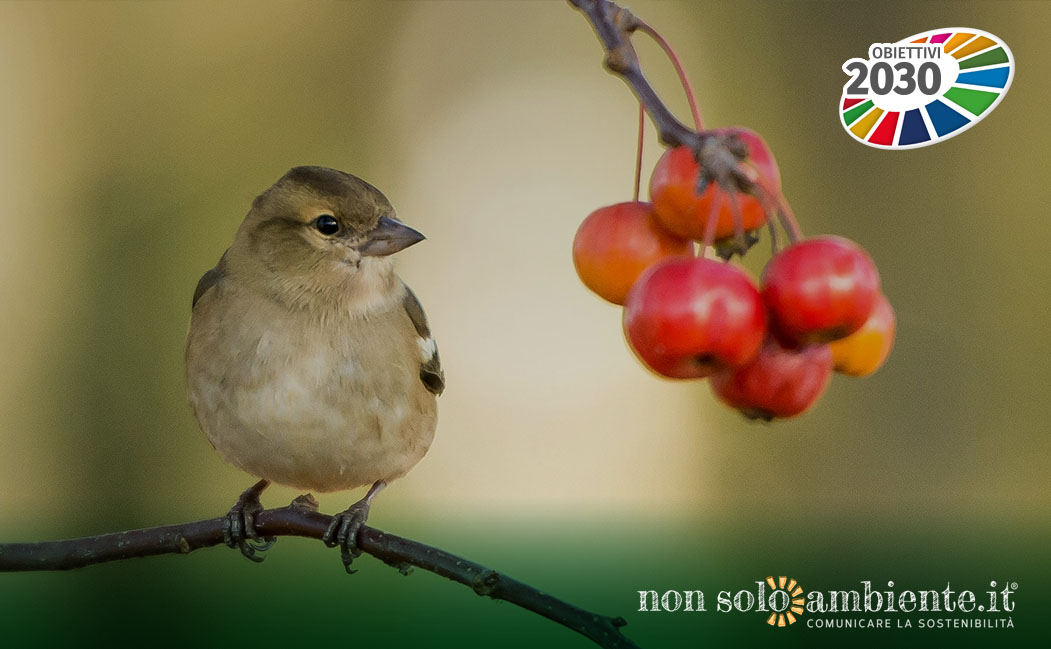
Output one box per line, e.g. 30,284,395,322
765,576,805,627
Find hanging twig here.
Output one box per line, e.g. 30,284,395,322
568,0,706,150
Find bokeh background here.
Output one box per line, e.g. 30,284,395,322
1,1,1048,646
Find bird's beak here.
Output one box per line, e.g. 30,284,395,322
358,216,426,257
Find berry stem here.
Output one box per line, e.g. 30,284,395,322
753,187,783,253
775,194,804,243
727,188,747,254
633,103,645,202
754,184,802,247
634,21,703,132
699,189,724,256
765,209,780,255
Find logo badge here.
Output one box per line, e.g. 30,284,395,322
840,29,1014,149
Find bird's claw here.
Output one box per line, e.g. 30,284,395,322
322,501,372,574
224,482,275,563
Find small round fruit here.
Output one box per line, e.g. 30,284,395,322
623,257,766,379
572,202,693,305
762,236,880,344
714,126,781,195
649,146,766,241
828,292,895,376
711,338,833,420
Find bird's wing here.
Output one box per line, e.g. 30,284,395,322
402,284,445,396
192,253,228,309
193,265,225,310
192,267,221,309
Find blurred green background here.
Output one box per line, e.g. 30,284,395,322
0,1,1048,646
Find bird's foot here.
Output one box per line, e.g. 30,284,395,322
322,480,386,574
223,479,275,563
323,501,372,574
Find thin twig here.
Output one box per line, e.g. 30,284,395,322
633,21,703,131
569,0,706,151
0,499,639,649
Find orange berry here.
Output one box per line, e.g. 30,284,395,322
828,293,896,376
649,145,766,241
572,202,693,305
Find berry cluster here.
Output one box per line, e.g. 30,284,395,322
573,131,895,421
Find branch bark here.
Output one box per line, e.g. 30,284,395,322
568,0,707,150
0,497,639,649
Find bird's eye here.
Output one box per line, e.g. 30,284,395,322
314,214,340,235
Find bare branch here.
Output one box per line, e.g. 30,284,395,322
0,499,639,649
568,0,707,150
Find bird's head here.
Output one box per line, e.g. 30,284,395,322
228,166,424,308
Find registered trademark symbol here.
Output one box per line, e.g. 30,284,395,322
1010,582,1018,590
979,605,985,611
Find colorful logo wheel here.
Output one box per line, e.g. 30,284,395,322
840,28,1014,149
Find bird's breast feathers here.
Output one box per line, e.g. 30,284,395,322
186,278,440,491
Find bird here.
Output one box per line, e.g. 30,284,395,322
185,166,444,571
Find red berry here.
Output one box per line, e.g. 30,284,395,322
649,146,766,241
714,126,781,195
711,338,833,420
623,257,767,379
762,236,881,344
572,202,694,305
649,128,780,243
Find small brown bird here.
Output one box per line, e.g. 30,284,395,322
185,166,443,571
